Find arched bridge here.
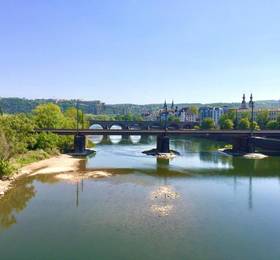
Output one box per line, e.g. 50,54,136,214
89,120,198,130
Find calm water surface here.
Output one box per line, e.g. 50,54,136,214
1,137,280,260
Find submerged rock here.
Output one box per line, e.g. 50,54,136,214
243,153,268,159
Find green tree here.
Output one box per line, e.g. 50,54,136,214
256,110,269,129
220,118,234,129
201,118,215,129
266,120,279,129
168,115,180,123
240,111,250,119
238,118,250,129
0,114,36,155
224,109,236,121
250,121,260,130
190,106,198,115
33,103,64,129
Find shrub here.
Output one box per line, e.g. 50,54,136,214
201,118,215,129
0,159,14,177
238,118,250,129
266,120,279,129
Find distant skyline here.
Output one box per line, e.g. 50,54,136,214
0,0,280,104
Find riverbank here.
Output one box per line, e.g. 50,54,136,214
0,154,83,197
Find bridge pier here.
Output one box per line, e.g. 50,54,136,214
232,136,255,154
74,134,86,154
156,135,170,153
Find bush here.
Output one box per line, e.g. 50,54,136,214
238,118,250,129
0,159,14,177
266,120,279,129
34,132,59,151
201,118,215,129
220,119,234,129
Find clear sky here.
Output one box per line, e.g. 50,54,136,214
0,0,280,104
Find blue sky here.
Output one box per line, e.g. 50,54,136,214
0,0,280,104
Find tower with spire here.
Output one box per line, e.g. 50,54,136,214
240,94,248,109
163,100,167,110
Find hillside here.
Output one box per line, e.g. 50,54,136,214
0,97,279,115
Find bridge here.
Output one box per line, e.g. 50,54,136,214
89,120,198,130
35,127,280,156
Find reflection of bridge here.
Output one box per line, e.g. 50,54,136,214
35,127,280,155
90,120,198,130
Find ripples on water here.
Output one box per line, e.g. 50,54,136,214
1,137,280,260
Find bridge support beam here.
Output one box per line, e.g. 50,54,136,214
157,135,170,153
74,134,86,154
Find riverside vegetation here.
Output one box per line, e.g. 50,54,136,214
0,103,92,178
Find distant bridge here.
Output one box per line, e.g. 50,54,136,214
89,120,198,130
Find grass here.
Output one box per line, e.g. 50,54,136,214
10,149,59,171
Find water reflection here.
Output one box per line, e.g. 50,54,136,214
0,177,36,231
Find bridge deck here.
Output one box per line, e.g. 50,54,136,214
35,129,280,137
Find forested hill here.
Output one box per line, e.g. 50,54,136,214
0,97,279,115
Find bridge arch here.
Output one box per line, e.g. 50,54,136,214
89,124,104,144
109,124,125,130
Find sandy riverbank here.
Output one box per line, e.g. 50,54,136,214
0,154,83,197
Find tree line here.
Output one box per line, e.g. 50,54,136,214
200,109,280,130
0,103,92,177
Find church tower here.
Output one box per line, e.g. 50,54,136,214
240,94,248,109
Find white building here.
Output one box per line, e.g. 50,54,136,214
179,107,198,122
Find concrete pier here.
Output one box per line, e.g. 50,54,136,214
74,134,86,154
156,135,170,153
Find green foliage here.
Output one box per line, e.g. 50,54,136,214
86,138,95,148
88,114,115,121
33,103,65,129
12,150,51,168
34,132,59,151
256,110,269,129
0,114,36,155
189,106,198,115
168,115,180,123
250,121,260,130
225,109,236,121
64,107,89,128
201,118,215,129
266,120,279,129
238,118,250,129
115,113,144,121
220,119,234,129
224,144,233,149
240,111,250,119
0,159,14,177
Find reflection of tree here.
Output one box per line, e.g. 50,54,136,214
0,177,36,231
172,137,225,153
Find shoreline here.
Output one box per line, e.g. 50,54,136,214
0,154,84,197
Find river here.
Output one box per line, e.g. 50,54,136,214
0,137,280,260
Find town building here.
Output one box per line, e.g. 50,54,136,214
235,94,280,122
158,100,179,121
178,107,198,123
199,106,224,126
